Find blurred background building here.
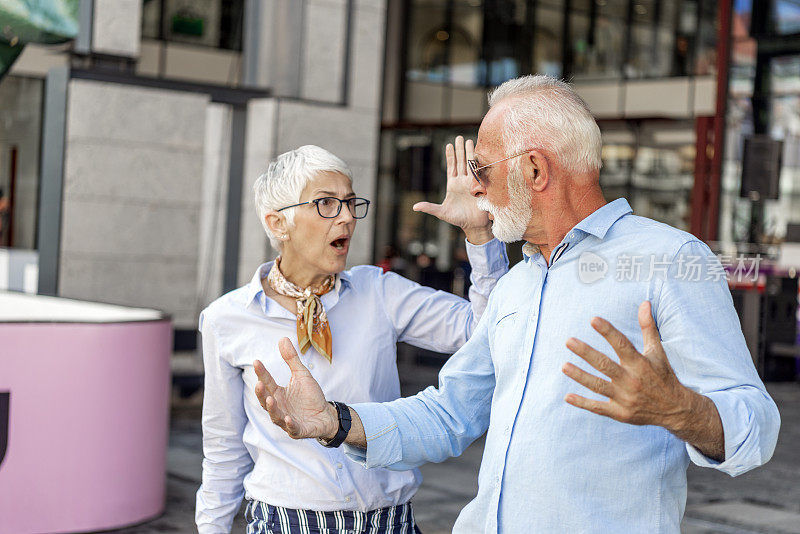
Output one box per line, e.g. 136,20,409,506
0,0,385,364
0,0,798,380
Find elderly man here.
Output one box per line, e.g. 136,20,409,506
253,75,780,532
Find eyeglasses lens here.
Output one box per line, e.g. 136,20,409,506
316,197,370,219
468,160,482,185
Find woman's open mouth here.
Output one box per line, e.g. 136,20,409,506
330,237,350,251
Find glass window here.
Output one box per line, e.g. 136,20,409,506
449,1,485,85
633,123,695,230
406,0,450,83
140,0,244,50
0,76,43,250
599,125,636,201
671,0,697,77
534,4,563,78
773,0,800,35
571,0,626,80
599,121,695,231
626,1,660,77
768,56,800,237
483,0,534,86
730,0,755,88
404,0,570,88
623,1,697,79
694,0,718,75
655,1,679,76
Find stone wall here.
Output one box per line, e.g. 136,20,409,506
58,80,208,329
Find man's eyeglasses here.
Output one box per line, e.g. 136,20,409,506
276,197,371,219
467,150,532,186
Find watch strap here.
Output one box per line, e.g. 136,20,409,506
318,401,351,448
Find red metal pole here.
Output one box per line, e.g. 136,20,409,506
708,0,733,242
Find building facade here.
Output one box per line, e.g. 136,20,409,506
0,0,386,350
376,0,723,276
2,0,799,356
374,1,800,284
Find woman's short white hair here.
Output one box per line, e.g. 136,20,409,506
254,145,352,249
487,75,602,175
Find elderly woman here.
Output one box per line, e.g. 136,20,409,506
195,141,507,534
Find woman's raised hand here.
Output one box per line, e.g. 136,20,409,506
413,136,493,244
254,338,338,440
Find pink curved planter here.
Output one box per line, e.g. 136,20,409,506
0,302,172,534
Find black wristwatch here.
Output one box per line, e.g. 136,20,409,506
317,401,352,448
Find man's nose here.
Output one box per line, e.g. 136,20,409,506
470,177,486,198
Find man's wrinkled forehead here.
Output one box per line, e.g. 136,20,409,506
475,104,507,159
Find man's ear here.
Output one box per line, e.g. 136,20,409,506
524,149,549,192
265,212,288,241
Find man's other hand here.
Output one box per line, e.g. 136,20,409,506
254,338,338,441
561,301,724,461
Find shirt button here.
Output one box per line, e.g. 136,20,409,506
504,426,511,436
495,475,501,485
345,496,351,502
569,232,575,238
336,462,343,469
307,362,314,370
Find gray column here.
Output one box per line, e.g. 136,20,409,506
36,66,69,296
271,0,306,97
222,106,247,293
73,0,94,55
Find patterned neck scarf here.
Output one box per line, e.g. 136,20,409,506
267,257,336,363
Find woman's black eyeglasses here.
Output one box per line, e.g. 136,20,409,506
276,197,371,219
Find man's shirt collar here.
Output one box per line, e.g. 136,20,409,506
521,198,633,260
571,197,632,240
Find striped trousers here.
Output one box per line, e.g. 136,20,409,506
244,499,422,534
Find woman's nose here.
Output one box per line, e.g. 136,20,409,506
336,204,356,223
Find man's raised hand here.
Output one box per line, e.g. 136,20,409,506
413,135,493,244
254,338,338,441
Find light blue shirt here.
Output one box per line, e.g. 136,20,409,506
195,239,509,533
347,199,781,533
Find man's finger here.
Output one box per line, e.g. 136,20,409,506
263,394,287,425
454,136,466,176
638,301,661,353
285,416,303,439
445,143,456,178
590,317,641,364
562,362,615,399
278,337,309,374
465,138,475,161
253,359,279,395
565,337,623,380
254,382,267,407
412,201,444,218
564,394,615,418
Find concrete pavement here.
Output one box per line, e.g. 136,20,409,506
110,363,800,534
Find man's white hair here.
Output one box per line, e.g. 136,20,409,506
254,145,352,249
487,75,602,175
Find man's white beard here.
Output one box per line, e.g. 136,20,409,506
476,167,533,243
